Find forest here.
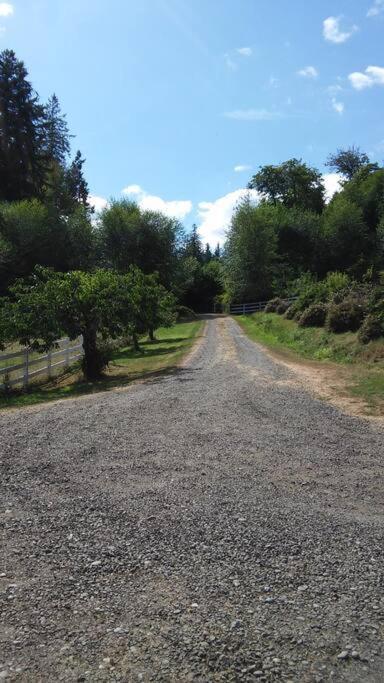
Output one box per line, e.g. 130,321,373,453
0,49,383,382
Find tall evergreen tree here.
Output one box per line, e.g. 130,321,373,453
66,150,89,207
184,224,203,261
42,94,71,165
0,49,46,200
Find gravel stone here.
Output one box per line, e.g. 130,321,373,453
0,316,383,681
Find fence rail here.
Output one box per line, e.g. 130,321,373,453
229,297,297,315
0,337,83,390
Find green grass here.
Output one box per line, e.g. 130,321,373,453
236,313,384,414
0,320,203,410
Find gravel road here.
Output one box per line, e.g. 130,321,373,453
1,316,383,682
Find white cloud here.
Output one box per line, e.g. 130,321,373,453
197,189,260,246
323,173,342,202
89,194,108,213
367,0,384,17
234,164,252,173
0,3,13,17
331,98,344,114
348,65,384,89
298,65,318,79
224,108,283,121
323,16,357,43
236,46,252,57
122,184,192,220
224,53,237,71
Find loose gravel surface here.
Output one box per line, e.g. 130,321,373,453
1,316,384,682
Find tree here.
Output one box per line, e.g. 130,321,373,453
0,199,96,294
141,273,176,341
65,150,89,207
42,94,71,165
326,146,370,181
323,196,373,276
248,159,325,213
225,199,277,301
203,243,213,263
183,224,203,261
0,49,46,201
0,267,146,380
99,200,183,289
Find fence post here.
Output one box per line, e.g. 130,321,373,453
23,348,29,390
47,349,52,379
65,338,70,369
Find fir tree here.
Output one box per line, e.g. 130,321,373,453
0,49,46,200
43,94,71,165
66,150,89,207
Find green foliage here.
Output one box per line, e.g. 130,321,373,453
326,146,370,181
323,197,372,276
248,158,325,213
99,200,182,289
0,267,175,380
225,199,277,302
0,50,46,201
326,299,365,334
298,303,327,328
0,199,96,293
276,300,291,315
265,297,283,313
358,314,384,344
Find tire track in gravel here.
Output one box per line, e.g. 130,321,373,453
0,316,383,682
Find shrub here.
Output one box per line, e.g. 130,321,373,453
298,303,327,328
264,297,283,313
276,300,291,315
358,314,384,344
284,305,295,319
326,299,365,333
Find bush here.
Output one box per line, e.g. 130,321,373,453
358,314,384,344
326,299,365,333
284,305,295,319
276,300,291,315
298,303,327,328
264,297,283,313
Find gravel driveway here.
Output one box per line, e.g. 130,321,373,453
1,316,383,682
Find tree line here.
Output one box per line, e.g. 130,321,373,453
0,50,224,379
225,152,384,303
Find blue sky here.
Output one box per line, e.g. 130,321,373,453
2,0,384,244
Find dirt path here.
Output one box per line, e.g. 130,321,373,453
1,316,383,682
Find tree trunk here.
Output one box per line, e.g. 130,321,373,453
132,332,140,352
148,327,156,342
82,325,104,380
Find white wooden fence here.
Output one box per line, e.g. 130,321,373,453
229,297,297,315
0,337,83,391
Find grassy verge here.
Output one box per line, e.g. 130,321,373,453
0,320,203,410
236,313,384,414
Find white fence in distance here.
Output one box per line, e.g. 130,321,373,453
229,297,297,315
0,337,83,391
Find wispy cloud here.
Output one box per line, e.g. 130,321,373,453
122,184,192,220
0,3,13,17
349,65,384,90
323,16,357,43
198,189,260,246
367,0,384,17
331,98,344,115
224,108,283,121
297,65,318,79
234,164,252,173
236,46,252,57
224,53,237,71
